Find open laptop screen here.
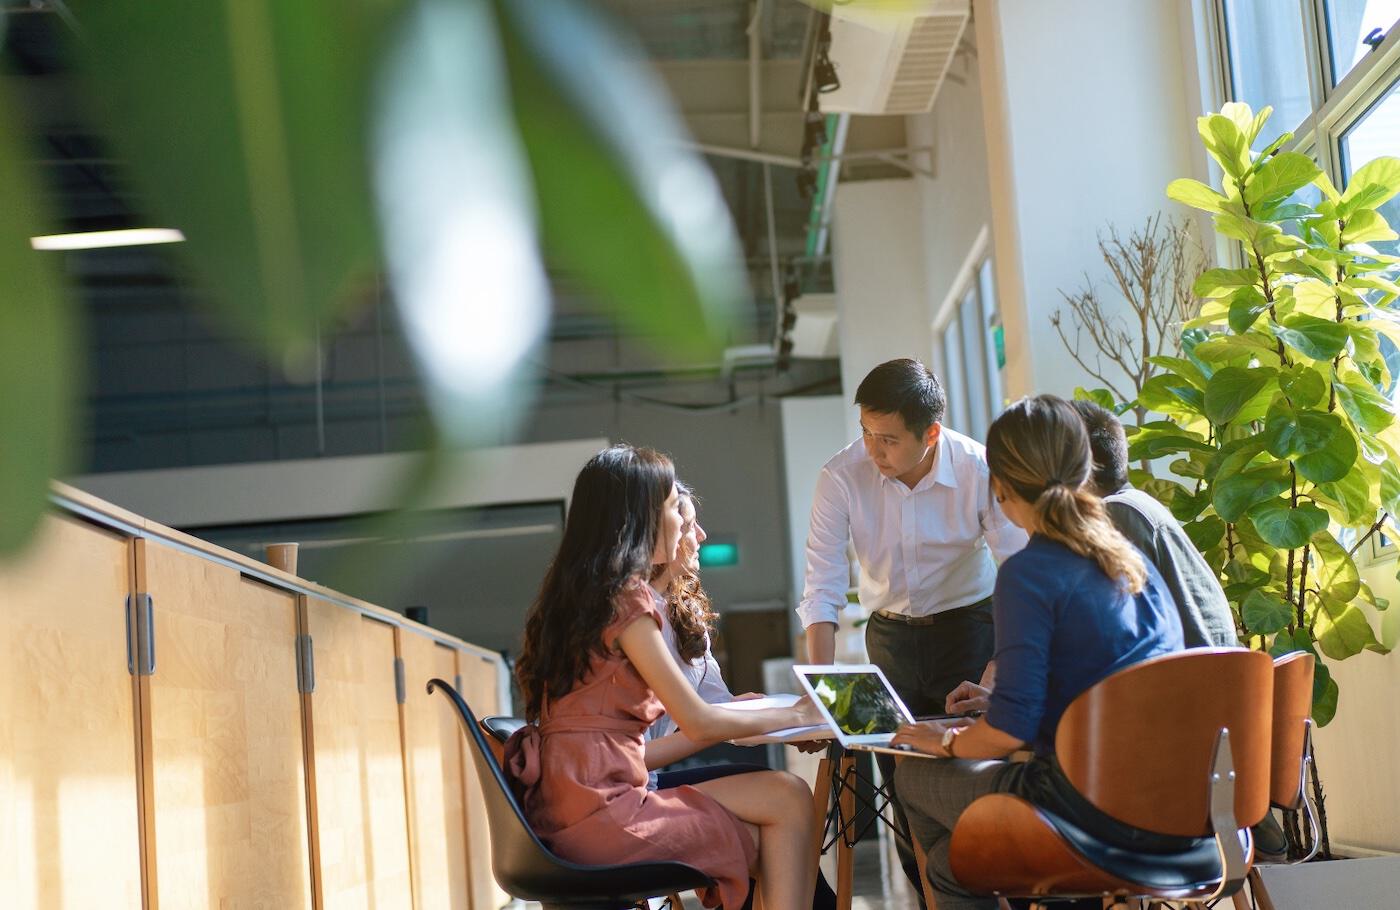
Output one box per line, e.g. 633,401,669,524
798,669,907,737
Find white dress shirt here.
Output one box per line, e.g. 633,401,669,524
796,427,1028,629
646,586,733,740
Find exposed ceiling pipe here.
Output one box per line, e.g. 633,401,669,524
747,0,762,151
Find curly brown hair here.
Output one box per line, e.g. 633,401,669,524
514,445,675,722
665,483,719,663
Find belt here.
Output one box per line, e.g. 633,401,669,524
873,598,991,626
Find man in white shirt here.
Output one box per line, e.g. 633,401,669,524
798,358,1026,902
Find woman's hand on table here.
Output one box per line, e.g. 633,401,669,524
733,691,764,701
945,680,991,714
790,694,824,728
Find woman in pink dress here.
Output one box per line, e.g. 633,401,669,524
506,445,820,910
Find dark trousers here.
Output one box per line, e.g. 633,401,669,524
864,599,996,909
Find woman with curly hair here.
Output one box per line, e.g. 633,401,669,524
506,445,821,910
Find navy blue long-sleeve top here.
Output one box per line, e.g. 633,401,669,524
986,533,1184,754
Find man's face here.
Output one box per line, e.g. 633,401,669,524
859,407,937,479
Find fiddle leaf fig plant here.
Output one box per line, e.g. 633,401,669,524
1144,102,1400,730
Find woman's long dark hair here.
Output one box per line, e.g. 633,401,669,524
515,444,676,722
986,395,1147,592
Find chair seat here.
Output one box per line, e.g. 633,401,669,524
950,794,1237,899
501,857,714,906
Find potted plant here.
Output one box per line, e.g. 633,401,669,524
1086,102,1398,881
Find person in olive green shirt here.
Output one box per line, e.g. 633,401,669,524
1070,400,1237,649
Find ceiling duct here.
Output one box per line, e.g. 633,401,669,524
818,0,970,116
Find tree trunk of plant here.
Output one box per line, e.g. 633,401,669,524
1282,739,1332,861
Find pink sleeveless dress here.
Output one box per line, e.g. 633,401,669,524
504,579,756,909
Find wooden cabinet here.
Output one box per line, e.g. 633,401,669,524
138,538,313,909
456,649,509,910
0,515,145,909
303,597,414,909
400,631,472,909
7,490,511,910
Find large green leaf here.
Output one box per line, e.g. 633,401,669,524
1340,209,1399,245
1241,590,1295,635
1185,516,1227,552
1244,152,1322,210
1204,366,1274,425
1248,500,1328,549
1294,423,1358,483
1278,363,1328,408
1311,529,1361,603
1167,178,1229,214
494,0,743,351
0,85,79,557
1263,401,1340,458
77,0,382,358
1136,373,1205,416
1316,463,1379,526
1214,463,1291,522
1192,267,1259,298
1334,372,1395,434
1146,356,1209,391
1314,595,1381,660
1272,313,1351,360
1198,112,1250,179
1227,286,1271,333
1338,156,1400,216
1313,663,1339,727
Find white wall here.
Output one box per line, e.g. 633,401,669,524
831,179,933,438
780,394,852,613
974,0,1202,400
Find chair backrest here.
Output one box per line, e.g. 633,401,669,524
426,678,594,899
1055,648,1273,838
1269,652,1315,809
481,716,528,765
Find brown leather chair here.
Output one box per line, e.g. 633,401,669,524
1265,651,1318,861
948,648,1273,906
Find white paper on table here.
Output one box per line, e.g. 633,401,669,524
713,694,800,712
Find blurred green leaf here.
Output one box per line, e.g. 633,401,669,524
1214,463,1291,523
494,0,744,354
75,0,381,359
0,86,79,556
371,0,550,445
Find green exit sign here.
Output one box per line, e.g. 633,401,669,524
698,540,739,568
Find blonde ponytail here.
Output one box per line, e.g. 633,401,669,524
988,396,1147,593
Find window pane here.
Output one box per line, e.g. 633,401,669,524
1223,0,1314,146
942,316,967,432
958,288,989,441
977,258,1004,418
1341,75,1400,257
1325,0,1400,84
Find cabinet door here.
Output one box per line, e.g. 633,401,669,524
0,515,144,908
303,598,413,909
456,650,509,910
401,632,471,909
139,539,313,909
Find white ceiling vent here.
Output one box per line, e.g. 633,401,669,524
818,0,971,116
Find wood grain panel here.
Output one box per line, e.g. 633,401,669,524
456,649,508,910
0,515,144,908
401,632,471,909
304,598,413,909
141,540,313,909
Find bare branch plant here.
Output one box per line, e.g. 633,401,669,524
1051,214,1205,423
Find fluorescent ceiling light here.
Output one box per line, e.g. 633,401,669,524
30,228,186,251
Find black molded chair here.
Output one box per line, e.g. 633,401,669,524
427,678,715,909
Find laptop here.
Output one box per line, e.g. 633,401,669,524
792,663,969,758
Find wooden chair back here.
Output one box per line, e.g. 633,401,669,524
1269,652,1315,809
1055,648,1273,838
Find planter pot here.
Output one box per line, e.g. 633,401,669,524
1253,854,1400,909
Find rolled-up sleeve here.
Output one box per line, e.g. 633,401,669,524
796,466,851,629
986,567,1053,744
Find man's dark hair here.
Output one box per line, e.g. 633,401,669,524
853,358,946,436
1069,399,1129,495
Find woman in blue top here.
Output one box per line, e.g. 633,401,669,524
889,394,1184,910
